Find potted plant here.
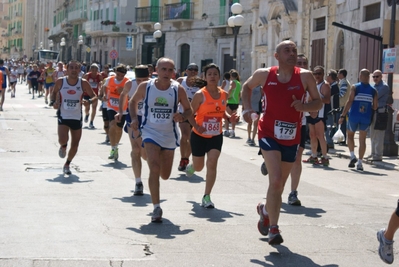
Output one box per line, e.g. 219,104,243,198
126,21,132,25
112,25,120,32
110,21,116,25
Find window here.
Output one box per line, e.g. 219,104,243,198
364,3,380,22
314,17,325,31
106,8,109,20
114,7,117,21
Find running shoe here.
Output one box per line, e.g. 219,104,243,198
288,191,301,206
246,138,252,144
230,130,235,138
89,122,94,129
202,195,214,208
377,228,394,264
185,164,195,177
260,162,268,176
348,157,358,168
105,135,110,143
151,207,163,223
268,225,284,245
58,146,66,159
45,98,48,104
303,156,318,164
134,182,144,196
256,202,270,236
63,164,72,175
356,162,364,171
223,130,230,137
178,158,189,171
321,156,330,167
84,114,89,123
108,148,119,160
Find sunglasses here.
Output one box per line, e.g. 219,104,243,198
188,68,198,71
313,72,323,75
372,75,380,78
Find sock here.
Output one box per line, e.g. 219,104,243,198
350,151,355,158
311,153,317,158
358,159,363,164
153,203,160,209
65,160,71,165
112,146,116,150
135,177,142,183
262,205,268,216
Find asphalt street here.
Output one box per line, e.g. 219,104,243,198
0,83,398,267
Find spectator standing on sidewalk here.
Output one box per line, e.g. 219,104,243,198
367,70,390,161
325,69,340,149
242,40,322,245
338,69,378,171
224,70,241,138
303,66,331,166
338,69,351,144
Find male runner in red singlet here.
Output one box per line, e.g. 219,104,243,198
83,64,103,128
242,40,322,245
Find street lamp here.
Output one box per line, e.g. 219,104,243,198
153,22,162,59
228,3,244,66
78,35,84,62
49,40,53,51
60,37,66,62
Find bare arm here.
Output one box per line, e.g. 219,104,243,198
242,68,268,122
118,80,132,115
129,82,148,130
320,83,331,104
174,85,192,122
50,79,63,109
292,72,322,112
187,91,204,132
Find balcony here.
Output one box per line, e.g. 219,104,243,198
164,2,194,28
4,16,10,20
103,23,136,37
14,30,22,35
48,23,66,39
68,9,88,24
15,12,22,17
1,33,9,37
61,22,73,32
135,6,162,30
84,20,104,36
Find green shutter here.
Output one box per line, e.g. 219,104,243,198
219,0,226,25
114,7,117,21
106,8,109,20
181,0,190,19
150,0,159,22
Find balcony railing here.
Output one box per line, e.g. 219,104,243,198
164,2,194,20
15,12,22,17
135,6,162,23
4,16,10,20
68,9,88,23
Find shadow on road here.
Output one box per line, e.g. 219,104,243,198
187,201,244,223
101,161,129,170
46,174,93,184
280,203,326,218
113,193,152,207
250,245,338,267
127,219,194,239
169,173,205,183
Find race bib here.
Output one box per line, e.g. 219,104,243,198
63,99,79,110
150,108,172,124
202,116,222,135
89,81,98,88
274,120,297,140
110,97,119,107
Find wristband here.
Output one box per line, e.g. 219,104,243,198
340,115,345,119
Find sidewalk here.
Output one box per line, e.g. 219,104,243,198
234,120,399,171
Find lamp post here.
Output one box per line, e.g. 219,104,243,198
60,37,66,62
49,40,53,51
153,22,162,60
228,3,244,69
78,35,84,62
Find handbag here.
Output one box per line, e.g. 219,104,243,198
374,111,388,130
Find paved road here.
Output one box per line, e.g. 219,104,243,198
0,83,398,266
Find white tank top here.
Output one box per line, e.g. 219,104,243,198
58,77,83,120
128,78,143,116
141,79,180,149
317,81,325,118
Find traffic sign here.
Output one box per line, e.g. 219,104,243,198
86,47,91,53
126,36,133,51
382,48,396,74
109,49,118,59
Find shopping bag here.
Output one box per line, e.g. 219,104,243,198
332,125,345,143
